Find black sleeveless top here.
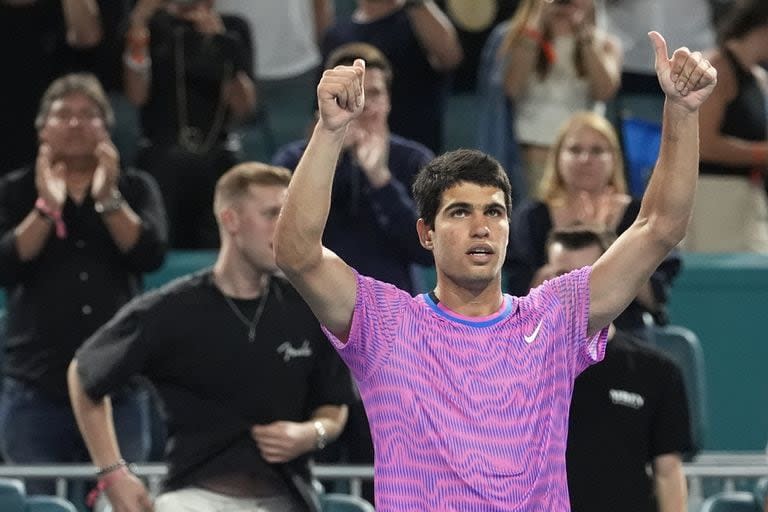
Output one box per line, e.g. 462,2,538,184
700,47,767,176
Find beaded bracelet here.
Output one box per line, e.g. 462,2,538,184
86,464,131,507
96,458,127,477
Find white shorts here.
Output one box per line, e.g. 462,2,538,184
153,487,305,512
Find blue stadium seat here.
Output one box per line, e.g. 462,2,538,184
620,116,662,197
25,495,77,512
320,493,375,512
649,324,708,455
699,491,762,512
0,477,26,512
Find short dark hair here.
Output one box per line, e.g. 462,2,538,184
546,226,617,255
716,0,768,44
35,73,114,131
412,149,512,227
325,42,393,91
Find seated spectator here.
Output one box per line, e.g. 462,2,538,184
497,0,622,196
322,0,463,153
124,0,256,248
541,226,692,512
0,72,167,495
506,111,680,333
69,162,354,512
688,0,768,253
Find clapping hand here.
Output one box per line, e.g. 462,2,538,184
35,144,67,209
575,187,631,229
91,140,120,201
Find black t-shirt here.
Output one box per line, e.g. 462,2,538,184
140,12,251,147
75,270,354,492
566,332,693,512
0,166,167,399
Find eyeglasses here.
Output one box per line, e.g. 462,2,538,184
563,145,613,158
49,109,103,124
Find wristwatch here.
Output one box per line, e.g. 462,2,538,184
313,420,328,450
94,189,124,215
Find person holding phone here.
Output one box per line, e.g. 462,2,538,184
0,73,167,496
494,0,623,197
123,0,256,249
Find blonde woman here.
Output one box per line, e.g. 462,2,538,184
499,0,622,195
507,111,680,332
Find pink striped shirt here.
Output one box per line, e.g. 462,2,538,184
323,266,608,511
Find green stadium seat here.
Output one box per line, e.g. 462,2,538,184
321,493,375,512
699,491,762,512
649,324,708,456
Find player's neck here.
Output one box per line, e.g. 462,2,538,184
432,280,504,317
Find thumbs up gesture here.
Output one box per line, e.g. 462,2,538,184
648,31,717,112
317,58,366,132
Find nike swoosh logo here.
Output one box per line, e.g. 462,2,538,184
524,319,544,344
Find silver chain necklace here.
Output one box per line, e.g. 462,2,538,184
220,279,270,342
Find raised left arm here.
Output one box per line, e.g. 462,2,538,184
588,31,716,335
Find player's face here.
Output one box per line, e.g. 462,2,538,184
424,182,509,291
234,184,287,273
547,241,603,275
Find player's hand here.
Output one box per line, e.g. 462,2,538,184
649,31,717,112
317,59,365,132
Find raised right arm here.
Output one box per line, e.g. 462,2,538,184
274,61,366,340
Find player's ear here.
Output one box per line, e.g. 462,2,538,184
417,218,434,250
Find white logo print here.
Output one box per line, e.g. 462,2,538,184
609,389,645,409
277,340,313,362
524,319,544,344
